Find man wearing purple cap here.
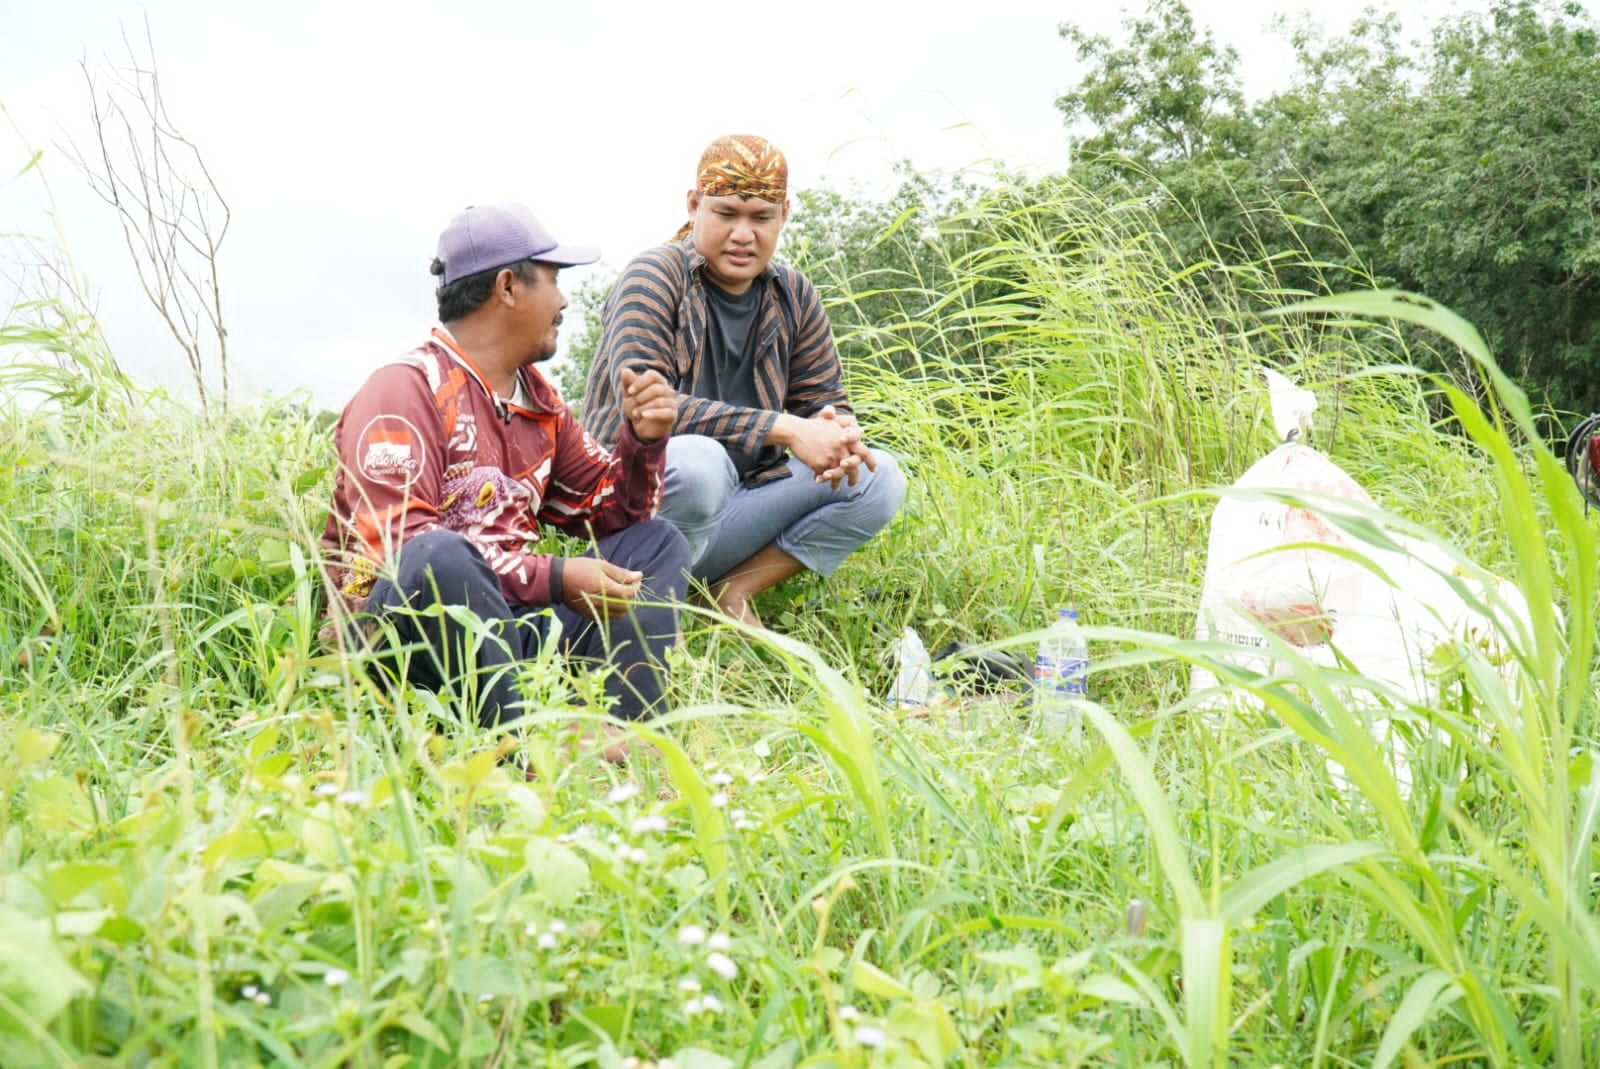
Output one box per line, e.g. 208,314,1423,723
320,203,690,746
582,135,905,628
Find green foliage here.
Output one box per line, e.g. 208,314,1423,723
1056,0,1600,414
550,267,617,412
788,174,975,378
1055,0,1248,162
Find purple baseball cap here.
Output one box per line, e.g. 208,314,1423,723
434,203,600,284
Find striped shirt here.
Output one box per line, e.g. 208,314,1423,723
581,238,851,486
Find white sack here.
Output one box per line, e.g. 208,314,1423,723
1189,371,1529,794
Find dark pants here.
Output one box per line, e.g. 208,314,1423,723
356,520,690,726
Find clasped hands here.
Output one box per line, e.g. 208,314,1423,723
780,405,877,489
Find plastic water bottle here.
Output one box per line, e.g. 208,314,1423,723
889,626,932,710
1034,608,1088,739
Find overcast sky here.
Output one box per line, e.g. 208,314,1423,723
0,0,1552,412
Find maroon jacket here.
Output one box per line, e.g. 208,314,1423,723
320,328,664,610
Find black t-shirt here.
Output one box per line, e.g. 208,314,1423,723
693,279,781,479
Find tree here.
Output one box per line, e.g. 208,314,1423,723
1055,0,1600,413
1370,1,1600,411
783,166,991,377
549,267,615,412
1055,0,1247,163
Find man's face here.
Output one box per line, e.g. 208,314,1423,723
515,261,568,364
689,190,788,295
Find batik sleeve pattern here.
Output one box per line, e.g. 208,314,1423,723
540,405,666,539
326,363,447,603
328,359,567,608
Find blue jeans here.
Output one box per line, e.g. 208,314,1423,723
658,434,906,583
355,521,689,726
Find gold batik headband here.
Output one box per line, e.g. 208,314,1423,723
675,134,788,240
695,134,788,201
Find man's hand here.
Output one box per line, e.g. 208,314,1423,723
788,406,879,488
621,366,678,442
561,557,643,620
773,405,863,483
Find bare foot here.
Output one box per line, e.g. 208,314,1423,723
563,720,653,765
706,546,803,631
713,586,763,629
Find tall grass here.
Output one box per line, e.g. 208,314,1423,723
1,172,1595,1067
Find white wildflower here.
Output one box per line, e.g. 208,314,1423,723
240,984,259,999
838,1004,860,1021
706,951,737,980
253,991,271,1007
677,924,707,946
752,741,771,757
707,931,731,952
253,806,275,820
710,792,729,808
323,966,351,987
313,782,340,797
548,920,568,934
684,997,703,1016
854,1025,887,1048
626,846,648,864
709,772,734,787
537,932,558,950
336,790,366,807
699,993,724,1014
606,782,642,804
678,977,702,993
631,815,669,835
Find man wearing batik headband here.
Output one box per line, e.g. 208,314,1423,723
583,134,905,627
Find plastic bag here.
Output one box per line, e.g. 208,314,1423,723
888,626,932,709
1191,370,1373,673
1189,370,1528,794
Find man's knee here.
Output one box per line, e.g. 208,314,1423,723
636,517,692,573
392,528,483,599
602,519,692,599
853,450,907,534
661,435,736,527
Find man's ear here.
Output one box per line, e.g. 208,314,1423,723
686,188,701,216
496,267,519,306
